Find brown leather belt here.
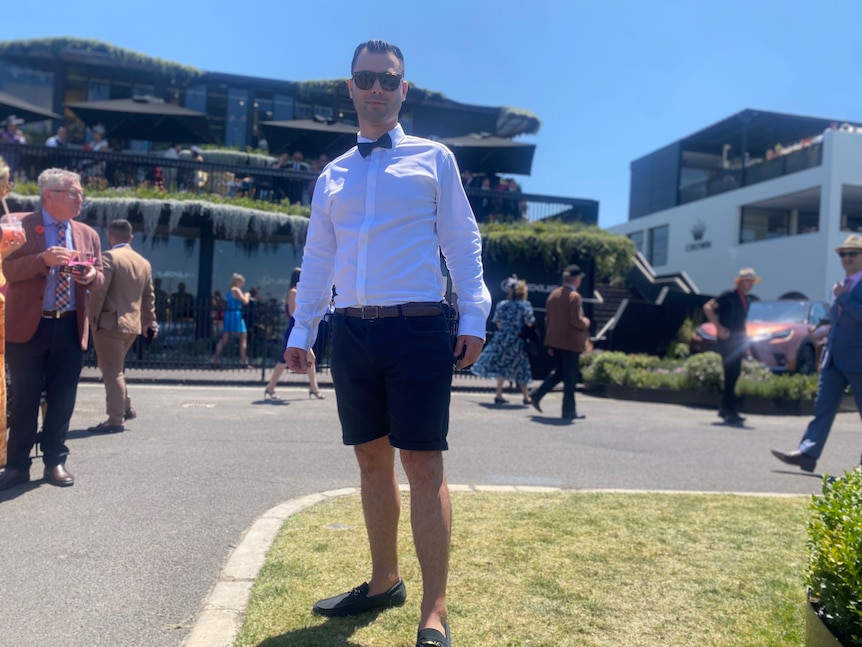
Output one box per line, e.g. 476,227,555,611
42,310,76,319
335,303,444,320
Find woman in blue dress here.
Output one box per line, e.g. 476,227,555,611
471,278,536,405
211,273,251,367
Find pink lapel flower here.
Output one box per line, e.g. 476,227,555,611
34,225,45,234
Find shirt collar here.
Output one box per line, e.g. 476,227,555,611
41,209,65,228
357,123,404,146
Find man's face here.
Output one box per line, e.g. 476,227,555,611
839,249,862,276
42,179,84,221
737,277,756,293
57,127,67,140
348,51,406,129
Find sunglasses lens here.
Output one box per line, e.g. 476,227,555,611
353,72,401,91
842,251,859,258
353,72,374,90
379,74,401,91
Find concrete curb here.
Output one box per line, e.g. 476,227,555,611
183,485,806,647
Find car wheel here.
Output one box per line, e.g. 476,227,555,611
796,344,816,374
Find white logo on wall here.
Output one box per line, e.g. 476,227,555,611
686,220,711,252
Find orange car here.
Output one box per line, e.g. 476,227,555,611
691,300,830,374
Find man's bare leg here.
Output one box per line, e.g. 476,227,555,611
355,436,402,595
401,448,450,634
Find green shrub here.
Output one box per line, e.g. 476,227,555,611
682,352,723,392
737,372,819,401
808,467,862,645
622,368,685,390
586,351,630,385
627,353,661,370
667,341,691,360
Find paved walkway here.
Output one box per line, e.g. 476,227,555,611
2,379,858,647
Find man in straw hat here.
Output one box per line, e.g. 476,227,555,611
703,267,760,424
772,235,862,472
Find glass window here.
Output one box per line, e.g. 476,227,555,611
252,96,273,149
740,207,790,243
841,184,862,233
628,231,644,254
185,84,207,113
225,88,248,148
133,84,155,98
273,94,294,120
797,210,819,234
294,102,313,119
647,225,668,266
88,80,110,101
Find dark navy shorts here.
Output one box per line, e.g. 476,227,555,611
330,308,454,451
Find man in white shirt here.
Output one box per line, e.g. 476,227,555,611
45,126,67,147
285,39,490,647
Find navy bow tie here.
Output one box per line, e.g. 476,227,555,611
358,133,392,158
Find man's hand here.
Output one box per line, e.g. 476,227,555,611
42,245,74,267
73,264,97,285
453,335,483,370
716,324,730,341
834,281,851,298
285,346,316,373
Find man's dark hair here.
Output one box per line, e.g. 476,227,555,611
351,40,404,73
108,219,133,242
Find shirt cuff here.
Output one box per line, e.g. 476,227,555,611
287,326,314,351
457,313,488,341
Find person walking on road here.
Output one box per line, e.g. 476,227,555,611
529,264,591,421
87,219,158,434
284,39,490,647
702,267,759,425
772,236,862,472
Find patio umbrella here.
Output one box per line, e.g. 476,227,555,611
438,133,536,176
260,119,358,157
65,96,212,143
0,91,62,123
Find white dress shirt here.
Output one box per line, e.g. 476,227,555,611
288,124,491,350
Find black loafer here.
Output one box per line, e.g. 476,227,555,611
124,408,137,421
529,391,542,413
313,579,406,617
417,622,450,647
88,421,124,434
771,449,817,473
0,468,30,491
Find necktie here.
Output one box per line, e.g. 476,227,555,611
55,222,72,312
358,133,392,158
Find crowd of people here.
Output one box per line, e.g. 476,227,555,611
461,169,528,223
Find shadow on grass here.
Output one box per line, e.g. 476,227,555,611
253,611,383,647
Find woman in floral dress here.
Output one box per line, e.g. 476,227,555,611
471,278,536,405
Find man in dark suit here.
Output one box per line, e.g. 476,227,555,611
772,235,862,472
0,168,103,490
529,264,591,421
87,219,158,434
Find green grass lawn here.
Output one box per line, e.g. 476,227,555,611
235,491,809,647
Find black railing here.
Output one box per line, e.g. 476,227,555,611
678,142,822,206
0,142,598,225
85,297,330,375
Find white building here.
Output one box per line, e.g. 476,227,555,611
609,110,862,301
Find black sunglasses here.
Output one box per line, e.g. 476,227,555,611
839,251,861,258
352,71,403,91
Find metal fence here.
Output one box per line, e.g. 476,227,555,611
1,142,598,225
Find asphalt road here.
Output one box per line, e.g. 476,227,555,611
1,381,859,647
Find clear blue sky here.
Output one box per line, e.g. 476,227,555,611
2,0,859,228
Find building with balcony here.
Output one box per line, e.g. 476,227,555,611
609,109,862,301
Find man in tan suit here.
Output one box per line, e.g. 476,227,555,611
529,264,591,421
0,168,104,490
87,219,158,434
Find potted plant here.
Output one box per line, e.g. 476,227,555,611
806,466,862,646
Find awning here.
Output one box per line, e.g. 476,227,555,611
260,119,358,157
438,133,536,176
66,96,212,143
0,91,62,123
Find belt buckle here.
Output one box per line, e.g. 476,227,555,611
361,306,380,320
